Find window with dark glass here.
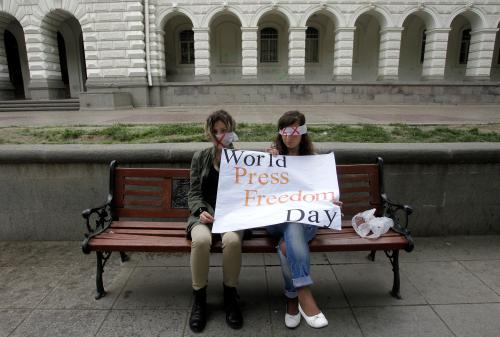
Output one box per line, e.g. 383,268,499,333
305,27,319,63
180,30,194,64
260,27,278,63
420,29,426,64
459,29,471,64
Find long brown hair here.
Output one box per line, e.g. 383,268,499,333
273,110,314,155
204,109,236,141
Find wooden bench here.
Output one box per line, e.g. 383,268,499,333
82,158,414,300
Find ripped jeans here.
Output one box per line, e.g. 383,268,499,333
266,222,318,299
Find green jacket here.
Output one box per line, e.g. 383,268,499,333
186,146,217,236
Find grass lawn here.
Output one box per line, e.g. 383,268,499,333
1,123,500,144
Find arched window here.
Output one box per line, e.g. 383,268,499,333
260,27,278,63
305,27,319,63
180,30,194,64
420,29,426,64
459,29,471,64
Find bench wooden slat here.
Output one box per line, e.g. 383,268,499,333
111,221,187,229
115,208,190,218
124,179,164,187
124,189,163,197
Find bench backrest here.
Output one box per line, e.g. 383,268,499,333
110,160,383,220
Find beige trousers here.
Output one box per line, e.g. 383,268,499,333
190,224,243,290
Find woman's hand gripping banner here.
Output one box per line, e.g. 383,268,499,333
212,149,341,233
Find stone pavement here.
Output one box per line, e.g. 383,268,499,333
0,104,499,127
1,236,500,337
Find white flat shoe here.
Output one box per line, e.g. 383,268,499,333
285,312,301,328
298,304,328,328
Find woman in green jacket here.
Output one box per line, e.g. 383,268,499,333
187,109,243,332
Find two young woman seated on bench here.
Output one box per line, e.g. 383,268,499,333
187,109,341,332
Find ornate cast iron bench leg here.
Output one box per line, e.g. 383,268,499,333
368,250,376,261
119,252,129,263
95,251,111,300
385,249,401,299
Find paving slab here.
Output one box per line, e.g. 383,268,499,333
442,236,500,261
95,309,187,337
0,266,67,309
403,261,500,304
9,309,108,337
397,237,456,262
433,303,500,337
460,260,500,296
333,263,427,307
0,309,31,337
37,264,133,310
353,305,455,337
113,267,192,310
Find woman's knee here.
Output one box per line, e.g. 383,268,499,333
222,231,242,251
191,226,212,251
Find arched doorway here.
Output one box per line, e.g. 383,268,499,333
399,14,427,81
0,14,29,99
5,30,24,98
352,13,382,81
209,12,242,81
163,14,195,82
304,12,335,81
41,11,86,98
257,11,289,80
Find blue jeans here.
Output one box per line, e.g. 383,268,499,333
266,222,318,299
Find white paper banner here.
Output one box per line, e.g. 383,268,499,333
212,149,341,233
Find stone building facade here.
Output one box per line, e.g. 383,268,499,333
0,0,499,107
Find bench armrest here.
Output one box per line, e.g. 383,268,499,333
381,193,414,252
81,194,113,254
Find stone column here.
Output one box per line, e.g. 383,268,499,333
288,27,306,80
377,27,403,81
193,28,210,81
421,28,451,80
241,27,258,79
24,18,67,99
465,28,498,80
333,27,355,81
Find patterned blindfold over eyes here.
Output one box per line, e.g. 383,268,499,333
279,124,308,136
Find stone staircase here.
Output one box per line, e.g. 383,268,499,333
0,99,80,112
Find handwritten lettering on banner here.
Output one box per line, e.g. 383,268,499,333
212,149,341,233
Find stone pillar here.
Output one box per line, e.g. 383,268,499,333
333,27,355,81
24,18,67,99
193,28,210,81
83,1,149,108
377,27,403,81
241,27,258,79
288,27,306,80
465,28,499,80
421,28,451,80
